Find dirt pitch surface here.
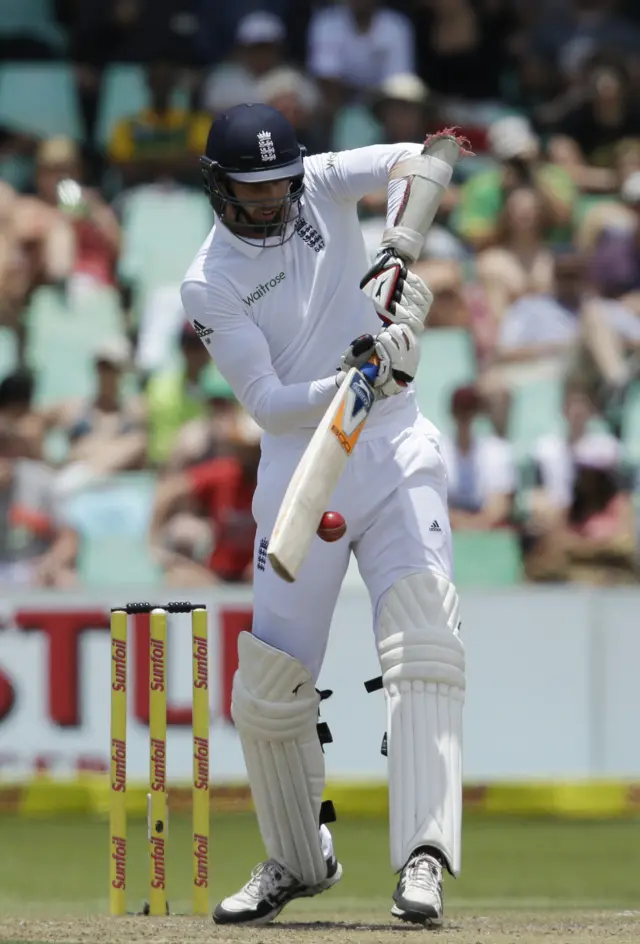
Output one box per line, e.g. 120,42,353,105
2,911,640,944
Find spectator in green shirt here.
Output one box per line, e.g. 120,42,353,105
455,116,576,251
145,323,211,466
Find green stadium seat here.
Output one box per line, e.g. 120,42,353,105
0,326,17,381
622,383,640,460
0,64,81,140
333,104,381,151
414,329,476,433
62,472,158,540
79,536,161,587
119,189,211,287
96,64,188,148
453,530,523,587
509,378,564,458
118,190,211,328
25,285,126,405
0,154,33,190
0,0,66,50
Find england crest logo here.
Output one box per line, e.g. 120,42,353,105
257,131,276,163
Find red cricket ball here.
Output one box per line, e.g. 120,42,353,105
317,511,347,543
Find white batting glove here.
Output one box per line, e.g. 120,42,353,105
373,323,420,397
338,324,420,398
360,249,433,336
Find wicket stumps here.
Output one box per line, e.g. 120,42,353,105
109,602,210,917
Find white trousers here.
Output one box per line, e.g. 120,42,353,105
252,414,452,680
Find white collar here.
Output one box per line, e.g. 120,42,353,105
213,212,264,259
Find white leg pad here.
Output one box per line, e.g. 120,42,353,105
231,632,328,886
378,571,465,876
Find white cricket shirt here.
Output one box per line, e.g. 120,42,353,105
180,144,426,455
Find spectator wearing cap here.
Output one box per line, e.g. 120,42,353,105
524,429,637,585
51,338,147,492
254,67,327,156
353,74,442,205
201,12,287,114
440,385,516,531
109,55,210,189
455,116,575,251
307,0,415,115
591,170,640,313
335,72,436,153
150,412,261,583
357,73,466,266
144,323,212,467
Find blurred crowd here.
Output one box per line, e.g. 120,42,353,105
0,0,639,589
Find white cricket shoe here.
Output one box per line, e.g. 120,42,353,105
391,848,444,926
213,854,342,926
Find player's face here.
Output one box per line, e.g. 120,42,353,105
230,178,291,225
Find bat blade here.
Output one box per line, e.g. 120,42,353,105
267,367,376,582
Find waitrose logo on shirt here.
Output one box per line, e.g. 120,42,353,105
243,271,286,306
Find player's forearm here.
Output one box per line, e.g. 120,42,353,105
384,143,454,250
250,376,338,435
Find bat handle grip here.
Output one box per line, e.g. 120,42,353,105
360,354,379,385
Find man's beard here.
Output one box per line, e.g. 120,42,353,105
228,199,291,239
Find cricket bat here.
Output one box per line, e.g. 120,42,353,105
267,361,378,582
267,132,468,583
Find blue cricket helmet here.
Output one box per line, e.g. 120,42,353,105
200,104,306,243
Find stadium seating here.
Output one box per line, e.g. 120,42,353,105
79,535,161,586
63,471,159,586
415,328,476,434
622,383,640,461
0,64,82,140
0,0,66,52
62,471,158,540
508,378,564,458
0,326,18,382
25,285,126,404
119,188,211,286
118,188,212,329
453,529,523,586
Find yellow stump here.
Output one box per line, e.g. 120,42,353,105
109,609,128,916
191,607,210,915
148,608,168,916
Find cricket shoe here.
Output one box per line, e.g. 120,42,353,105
391,847,444,926
213,854,342,925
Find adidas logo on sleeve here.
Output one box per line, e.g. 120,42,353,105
193,319,213,344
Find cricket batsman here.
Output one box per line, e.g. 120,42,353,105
181,103,466,927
